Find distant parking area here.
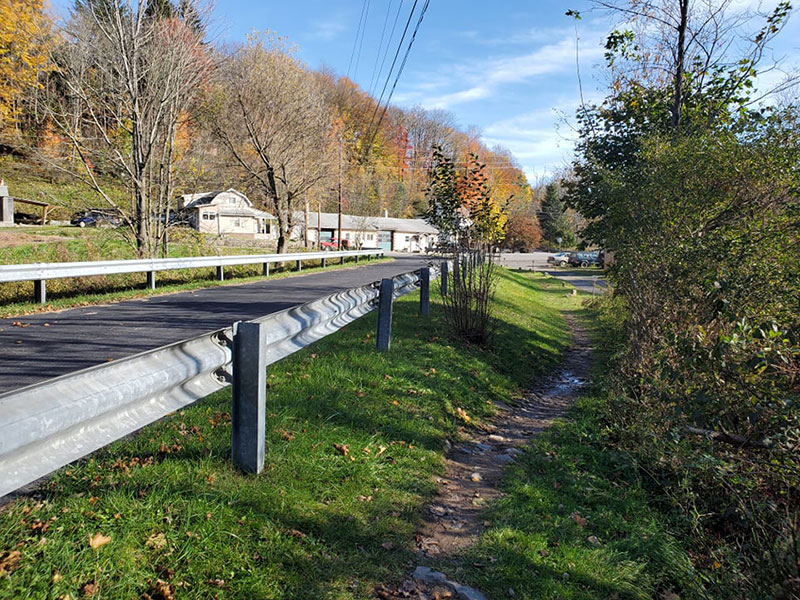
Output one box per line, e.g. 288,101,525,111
493,252,608,294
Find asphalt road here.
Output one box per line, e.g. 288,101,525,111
0,255,429,394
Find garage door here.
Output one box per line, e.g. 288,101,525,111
377,231,392,251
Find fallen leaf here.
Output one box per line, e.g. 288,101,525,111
381,541,394,550
52,571,63,583
276,429,295,441
571,513,587,527
81,581,98,596
88,533,111,549
712,560,722,570
456,407,472,423
0,550,21,575
288,529,307,539
206,579,225,587
146,532,167,550
333,443,349,456
143,578,175,600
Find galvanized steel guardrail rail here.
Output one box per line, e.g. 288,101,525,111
0,249,384,304
0,263,445,497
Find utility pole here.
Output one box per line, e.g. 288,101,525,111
337,137,343,250
304,201,309,249
317,202,322,250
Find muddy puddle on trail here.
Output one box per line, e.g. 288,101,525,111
376,315,592,600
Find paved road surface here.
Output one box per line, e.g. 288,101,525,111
0,255,428,394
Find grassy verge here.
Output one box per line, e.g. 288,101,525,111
433,308,701,600
0,256,393,318
0,269,576,599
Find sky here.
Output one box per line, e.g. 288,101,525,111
51,0,800,184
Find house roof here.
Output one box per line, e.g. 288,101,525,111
296,212,438,234
181,188,275,219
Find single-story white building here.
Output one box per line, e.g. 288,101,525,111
179,189,276,239
292,211,439,252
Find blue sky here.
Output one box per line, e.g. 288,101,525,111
50,0,800,183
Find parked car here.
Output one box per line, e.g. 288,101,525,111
568,250,600,268
546,252,571,267
70,211,121,228
320,238,351,250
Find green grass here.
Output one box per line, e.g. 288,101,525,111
430,310,701,600
0,269,575,599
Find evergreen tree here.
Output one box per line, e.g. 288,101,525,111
540,183,575,247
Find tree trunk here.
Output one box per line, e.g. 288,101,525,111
671,0,689,130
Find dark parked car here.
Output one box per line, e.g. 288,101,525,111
70,211,121,228
568,251,600,268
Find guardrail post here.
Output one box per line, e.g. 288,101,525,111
262,263,269,277
232,321,266,474
321,257,327,268
440,261,449,296
419,267,430,316
34,280,46,304
376,278,394,352
296,259,302,272
341,255,345,265
146,271,156,291
216,266,224,282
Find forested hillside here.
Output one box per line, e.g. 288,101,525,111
0,0,543,255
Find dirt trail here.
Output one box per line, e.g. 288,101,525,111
377,314,592,599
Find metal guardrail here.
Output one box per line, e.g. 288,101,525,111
0,249,384,303
0,264,441,497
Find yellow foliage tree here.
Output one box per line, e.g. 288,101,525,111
0,0,51,132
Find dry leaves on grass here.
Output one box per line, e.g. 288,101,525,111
571,513,588,527
142,578,175,600
88,533,111,549
81,581,99,596
145,532,167,551
276,429,295,441
455,408,471,423
0,550,21,575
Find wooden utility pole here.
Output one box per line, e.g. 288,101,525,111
337,137,343,250
304,201,309,249
317,202,322,249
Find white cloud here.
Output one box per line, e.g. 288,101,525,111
305,19,347,42
416,29,606,109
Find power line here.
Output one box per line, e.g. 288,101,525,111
364,0,420,140
346,0,370,79
366,0,431,151
367,0,398,97
353,0,371,80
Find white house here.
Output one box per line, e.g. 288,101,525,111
292,211,439,252
179,189,276,239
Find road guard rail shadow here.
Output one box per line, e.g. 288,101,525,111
0,263,448,497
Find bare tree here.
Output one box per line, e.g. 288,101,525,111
593,0,796,129
207,34,333,254
46,0,211,257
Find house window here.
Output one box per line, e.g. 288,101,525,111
367,233,374,241
202,213,216,221
233,218,241,227
405,235,411,242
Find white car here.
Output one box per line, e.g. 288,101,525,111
546,252,571,267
